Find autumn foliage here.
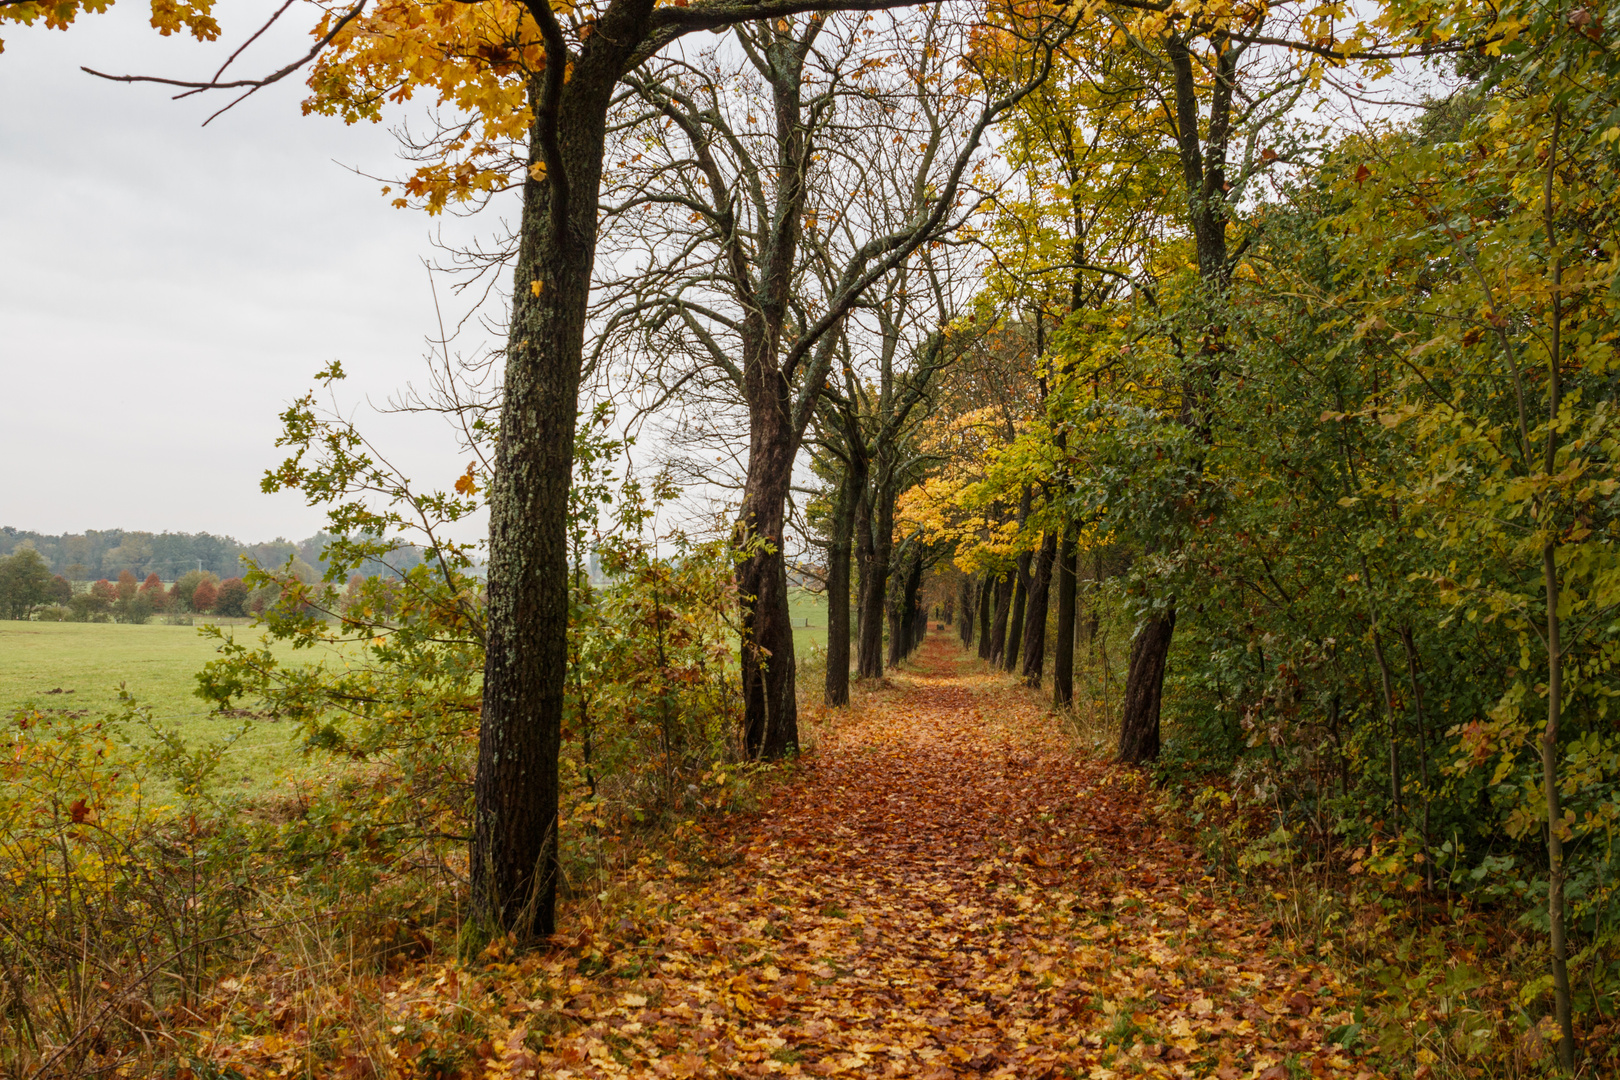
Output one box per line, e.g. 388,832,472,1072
12,0,1620,1075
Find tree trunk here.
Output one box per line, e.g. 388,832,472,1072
737,423,799,758
887,547,919,668
856,482,893,679
987,571,1013,664
1111,33,1236,773
823,466,856,707
1118,609,1175,763
1021,532,1058,687
1539,112,1573,1069
900,555,925,658
1544,538,1574,1070
1398,623,1434,889
1001,551,1032,674
730,31,825,759
906,557,924,654
472,21,645,941
958,574,975,648
1052,529,1077,705
977,573,995,659
1368,622,1401,820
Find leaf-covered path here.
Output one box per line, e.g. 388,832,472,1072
535,633,1377,1079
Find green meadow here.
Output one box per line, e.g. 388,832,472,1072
0,620,335,795
786,587,830,655
2,589,839,794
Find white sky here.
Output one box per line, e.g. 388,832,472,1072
0,3,506,543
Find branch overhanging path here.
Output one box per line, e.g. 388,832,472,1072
495,633,1380,1079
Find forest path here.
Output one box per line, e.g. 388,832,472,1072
537,632,1377,1080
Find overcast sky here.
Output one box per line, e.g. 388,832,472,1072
1,3,505,543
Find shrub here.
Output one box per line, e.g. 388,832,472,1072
171,569,219,612
33,604,71,622
111,593,154,625
137,572,169,612
214,577,249,618
0,689,470,1079
69,591,111,622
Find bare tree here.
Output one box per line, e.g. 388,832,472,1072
597,7,1067,752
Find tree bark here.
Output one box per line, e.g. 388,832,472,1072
1114,33,1237,765
726,29,826,758
977,573,995,659
987,571,1013,664
888,547,922,667
1052,529,1077,705
1544,538,1574,1071
1001,550,1032,674
737,446,798,758
1021,532,1058,687
1118,609,1175,763
472,2,655,942
958,574,975,648
823,464,856,707
904,556,926,656
856,478,894,679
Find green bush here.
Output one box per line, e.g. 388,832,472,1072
67,591,110,622
110,593,153,625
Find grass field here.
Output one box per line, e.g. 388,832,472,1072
0,620,335,795
787,587,832,655
2,590,842,792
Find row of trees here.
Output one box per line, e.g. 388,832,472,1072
796,0,1619,1068
0,557,257,622
78,570,255,619
263,0,1098,943
0,527,418,582
27,8,1602,1067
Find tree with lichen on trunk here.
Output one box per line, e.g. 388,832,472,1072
298,0,1046,943
95,0,1416,952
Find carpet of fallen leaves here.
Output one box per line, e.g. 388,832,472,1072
197,634,1383,1080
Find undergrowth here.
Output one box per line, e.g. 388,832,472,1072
1159,772,1620,1079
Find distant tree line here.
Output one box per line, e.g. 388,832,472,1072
0,528,438,623
0,527,427,583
